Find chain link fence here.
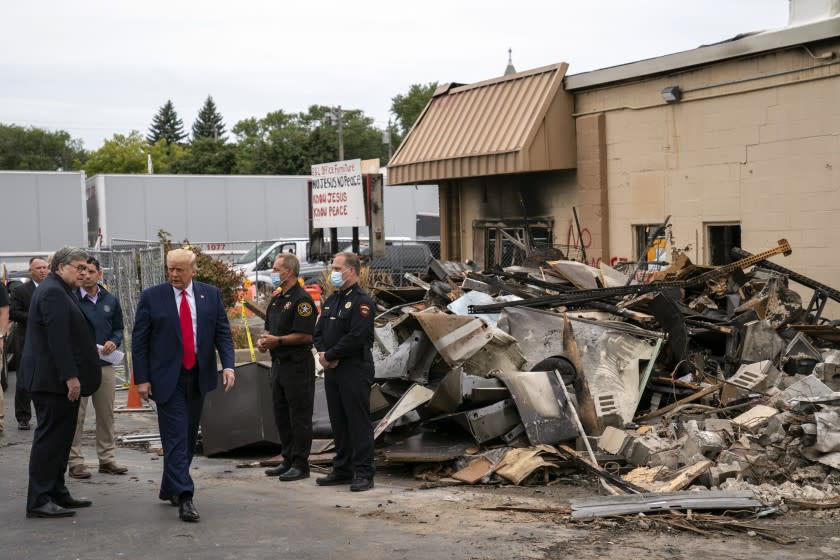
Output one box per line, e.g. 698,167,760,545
91,240,166,379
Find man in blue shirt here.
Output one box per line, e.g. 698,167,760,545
68,257,128,479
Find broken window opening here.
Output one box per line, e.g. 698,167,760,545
473,220,554,269
707,223,741,266
633,224,669,273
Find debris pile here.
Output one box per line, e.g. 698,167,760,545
364,237,840,518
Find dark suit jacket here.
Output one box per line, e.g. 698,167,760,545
131,280,235,405
8,280,36,371
18,274,102,397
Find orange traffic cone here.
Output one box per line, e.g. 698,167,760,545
114,371,153,412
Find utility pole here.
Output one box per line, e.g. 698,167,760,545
383,119,393,159
336,105,344,160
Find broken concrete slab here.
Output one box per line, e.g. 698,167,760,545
710,462,742,487
721,360,782,404
812,409,840,453
731,405,779,433
598,426,632,456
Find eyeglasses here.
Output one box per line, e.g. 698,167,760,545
64,263,88,272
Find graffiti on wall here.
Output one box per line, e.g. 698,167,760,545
564,219,628,269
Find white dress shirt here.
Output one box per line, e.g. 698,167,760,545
173,282,198,349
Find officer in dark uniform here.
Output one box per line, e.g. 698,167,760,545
314,252,376,492
257,253,317,481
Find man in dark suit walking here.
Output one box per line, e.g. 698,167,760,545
132,248,235,523
9,257,49,430
19,246,102,518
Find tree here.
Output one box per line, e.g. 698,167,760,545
232,106,389,175
0,124,86,171
191,95,227,142
147,100,186,145
82,131,188,175
169,137,237,174
390,82,438,137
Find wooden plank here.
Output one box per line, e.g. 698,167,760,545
558,445,645,494
635,383,723,422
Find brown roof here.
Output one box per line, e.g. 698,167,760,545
387,63,576,185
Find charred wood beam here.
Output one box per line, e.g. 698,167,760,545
470,240,791,314
731,246,840,304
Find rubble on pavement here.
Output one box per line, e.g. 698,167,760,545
356,235,840,525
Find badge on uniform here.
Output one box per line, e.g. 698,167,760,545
359,303,370,318
284,301,292,310
344,301,352,309
297,302,313,317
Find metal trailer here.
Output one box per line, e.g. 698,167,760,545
0,171,88,271
85,173,438,247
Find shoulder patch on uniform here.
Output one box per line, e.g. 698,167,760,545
359,303,371,318
297,302,313,317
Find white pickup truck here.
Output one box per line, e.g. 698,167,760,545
229,238,326,301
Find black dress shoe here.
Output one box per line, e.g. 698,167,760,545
27,501,76,518
158,492,180,507
316,472,354,486
179,497,200,522
265,464,291,477
350,477,374,492
277,467,310,481
54,496,92,509
18,421,30,430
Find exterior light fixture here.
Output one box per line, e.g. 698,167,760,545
661,86,682,103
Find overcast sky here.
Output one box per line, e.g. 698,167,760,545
0,1,791,150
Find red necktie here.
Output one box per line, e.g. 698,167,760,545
180,290,196,370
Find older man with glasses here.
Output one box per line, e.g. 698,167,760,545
18,247,102,518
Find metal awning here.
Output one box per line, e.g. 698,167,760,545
387,63,576,185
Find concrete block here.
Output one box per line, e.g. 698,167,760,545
597,426,631,456
626,433,668,466
729,360,782,392
814,362,840,392
704,418,734,436
731,404,779,433
648,449,680,470
710,462,742,487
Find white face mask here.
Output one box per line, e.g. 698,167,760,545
270,272,282,287
329,270,344,288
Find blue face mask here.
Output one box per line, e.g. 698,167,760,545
330,270,344,289
270,272,282,287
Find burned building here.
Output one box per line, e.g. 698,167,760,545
387,6,840,308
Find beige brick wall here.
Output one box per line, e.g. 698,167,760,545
574,41,840,293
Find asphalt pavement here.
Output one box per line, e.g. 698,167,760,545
0,369,556,560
